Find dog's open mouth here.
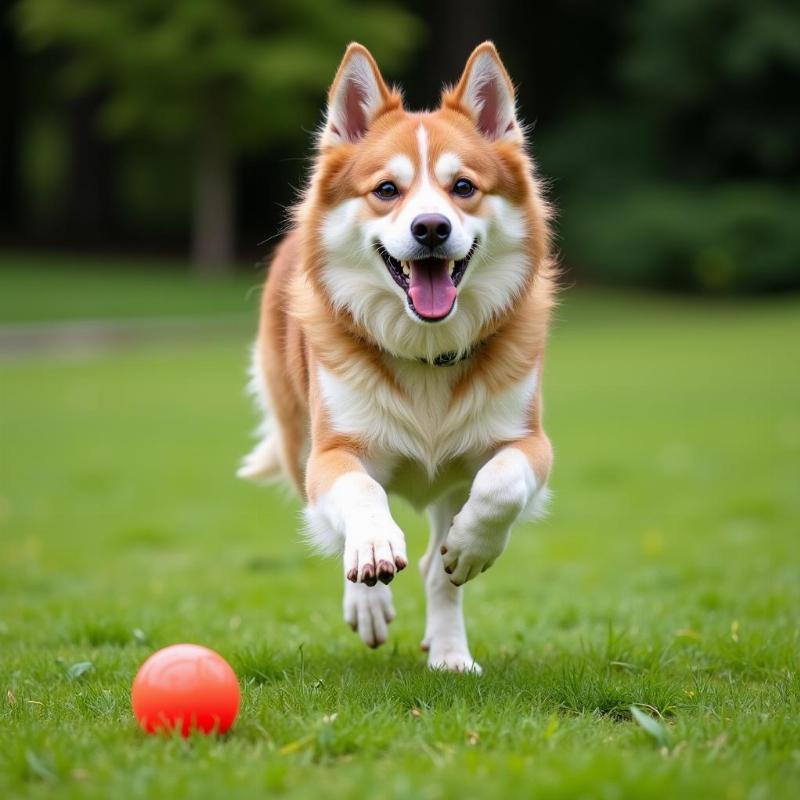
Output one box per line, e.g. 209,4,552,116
376,242,476,321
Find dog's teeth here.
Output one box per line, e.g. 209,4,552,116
448,260,455,276
402,262,410,277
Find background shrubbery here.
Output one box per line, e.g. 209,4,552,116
534,0,800,292
561,184,800,292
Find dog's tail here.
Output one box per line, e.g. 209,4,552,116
237,434,283,483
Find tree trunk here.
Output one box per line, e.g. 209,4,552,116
0,15,22,236
191,93,235,276
63,90,117,242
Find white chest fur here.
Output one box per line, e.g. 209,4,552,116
317,361,538,483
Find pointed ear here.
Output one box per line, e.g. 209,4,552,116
444,42,521,142
321,43,397,146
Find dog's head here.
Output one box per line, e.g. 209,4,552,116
305,42,549,361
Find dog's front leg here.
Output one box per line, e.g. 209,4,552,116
306,448,408,584
441,435,552,586
305,447,407,647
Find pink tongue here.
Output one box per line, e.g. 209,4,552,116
408,258,456,320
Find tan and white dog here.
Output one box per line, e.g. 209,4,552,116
240,42,556,672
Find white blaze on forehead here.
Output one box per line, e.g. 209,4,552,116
409,123,445,212
416,124,430,184
386,154,415,188
402,123,447,216
435,151,462,186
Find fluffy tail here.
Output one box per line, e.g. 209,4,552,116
237,434,283,483
238,340,284,484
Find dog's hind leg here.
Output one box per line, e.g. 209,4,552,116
420,487,481,673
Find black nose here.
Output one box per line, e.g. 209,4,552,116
411,214,451,248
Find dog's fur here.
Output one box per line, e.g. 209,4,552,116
240,42,555,672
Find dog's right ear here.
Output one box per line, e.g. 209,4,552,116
321,43,397,147
443,42,521,143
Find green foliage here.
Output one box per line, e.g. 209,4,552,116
562,183,800,292
14,0,422,147
623,0,800,180
538,0,800,290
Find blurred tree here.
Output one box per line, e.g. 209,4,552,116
534,0,800,291
15,0,421,274
623,0,800,182
0,12,23,235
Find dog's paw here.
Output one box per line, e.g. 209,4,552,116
440,512,509,586
344,522,408,586
343,581,395,648
427,643,482,674
439,448,538,585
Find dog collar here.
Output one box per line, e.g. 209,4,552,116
418,342,481,367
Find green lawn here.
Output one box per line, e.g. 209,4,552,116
1,261,799,799
0,253,261,322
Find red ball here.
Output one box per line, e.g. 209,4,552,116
131,644,240,736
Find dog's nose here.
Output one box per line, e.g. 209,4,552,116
411,214,451,248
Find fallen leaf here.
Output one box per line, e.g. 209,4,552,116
132,628,148,645
278,735,312,755
25,750,56,782
630,705,670,748
67,661,94,680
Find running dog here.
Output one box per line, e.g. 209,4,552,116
240,41,556,672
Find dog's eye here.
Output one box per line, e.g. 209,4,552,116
374,181,399,200
452,178,475,197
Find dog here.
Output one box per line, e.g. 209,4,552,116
240,41,555,672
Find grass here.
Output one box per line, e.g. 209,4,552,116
1,258,799,798
0,253,261,322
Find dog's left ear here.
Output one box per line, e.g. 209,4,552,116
443,42,521,143
321,43,397,147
